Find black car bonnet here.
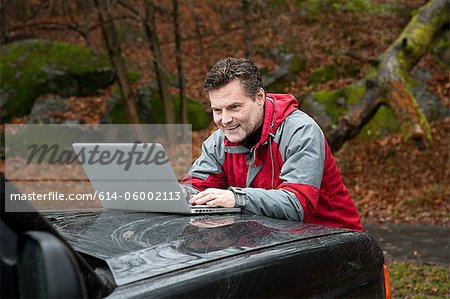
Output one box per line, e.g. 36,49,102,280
46,211,349,286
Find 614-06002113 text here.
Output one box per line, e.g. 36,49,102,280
9,191,181,201
97,191,181,201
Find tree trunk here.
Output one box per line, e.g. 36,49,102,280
0,1,9,44
186,0,205,56
143,0,175,125
173,0,187,124
94,0,147,141
243,0,252,58
328,0,449,152
11,0,27,21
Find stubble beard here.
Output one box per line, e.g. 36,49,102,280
220,108,263,143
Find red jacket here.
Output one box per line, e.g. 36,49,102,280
183,94,362,231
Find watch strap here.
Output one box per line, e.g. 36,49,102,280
229,186,246,208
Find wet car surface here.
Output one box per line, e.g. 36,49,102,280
42,210,387,298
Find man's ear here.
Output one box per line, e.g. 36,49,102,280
256,88,265,106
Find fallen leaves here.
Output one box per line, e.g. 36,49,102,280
337,117,450,225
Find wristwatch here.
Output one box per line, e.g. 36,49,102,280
228,186,246,208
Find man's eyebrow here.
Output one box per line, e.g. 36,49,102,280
211,101,242,109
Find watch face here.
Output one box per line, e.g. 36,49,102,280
231,187,244,194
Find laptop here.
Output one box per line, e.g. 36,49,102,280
72,142,241,214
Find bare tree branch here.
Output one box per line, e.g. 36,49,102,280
344,50,379,67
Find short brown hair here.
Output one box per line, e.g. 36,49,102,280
203,57,263,99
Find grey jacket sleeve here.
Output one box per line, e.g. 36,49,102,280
242,188,303,221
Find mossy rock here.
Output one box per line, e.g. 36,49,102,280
358,106,399,139
308,63,361,87
265,52,306,93
0,39,114,121
105,86,210,130
312,84,366,124
308,83,400,138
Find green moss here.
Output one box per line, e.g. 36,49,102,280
420,110,433,144
312,84,402,138
313,90,340,103
391,1,449,70
344,85,366,105
180,96,211,130
359,106,398,139
304,0,395,15
364,66,379,79
313,89,343,124
127,70,141,83
331,0,396,14
289,54,307,73
312,84,366,124
434,37,450,49
308,65,337,86
150,92,211,130
305,0,323,15
0,39,113,120
1,40,110,73
308,63,360,87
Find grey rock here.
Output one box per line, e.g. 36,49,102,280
101,86,153,124
263,49,296,87
27,97,71,124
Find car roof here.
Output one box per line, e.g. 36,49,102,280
45,211,350,286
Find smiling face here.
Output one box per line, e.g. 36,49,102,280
209,79,265,143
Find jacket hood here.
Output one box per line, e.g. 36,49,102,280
265,93,299,134
256,93,298,147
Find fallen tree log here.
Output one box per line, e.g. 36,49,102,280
328,0,449,152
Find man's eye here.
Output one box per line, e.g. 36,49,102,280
213,109,221,114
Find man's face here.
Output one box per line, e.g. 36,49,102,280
209,79,265,143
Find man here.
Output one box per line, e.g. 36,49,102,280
182,58,362,231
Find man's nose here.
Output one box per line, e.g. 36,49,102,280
222,111,232,124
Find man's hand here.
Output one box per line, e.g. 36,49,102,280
189,188,236,208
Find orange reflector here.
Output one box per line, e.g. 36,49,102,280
383,264,391,299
